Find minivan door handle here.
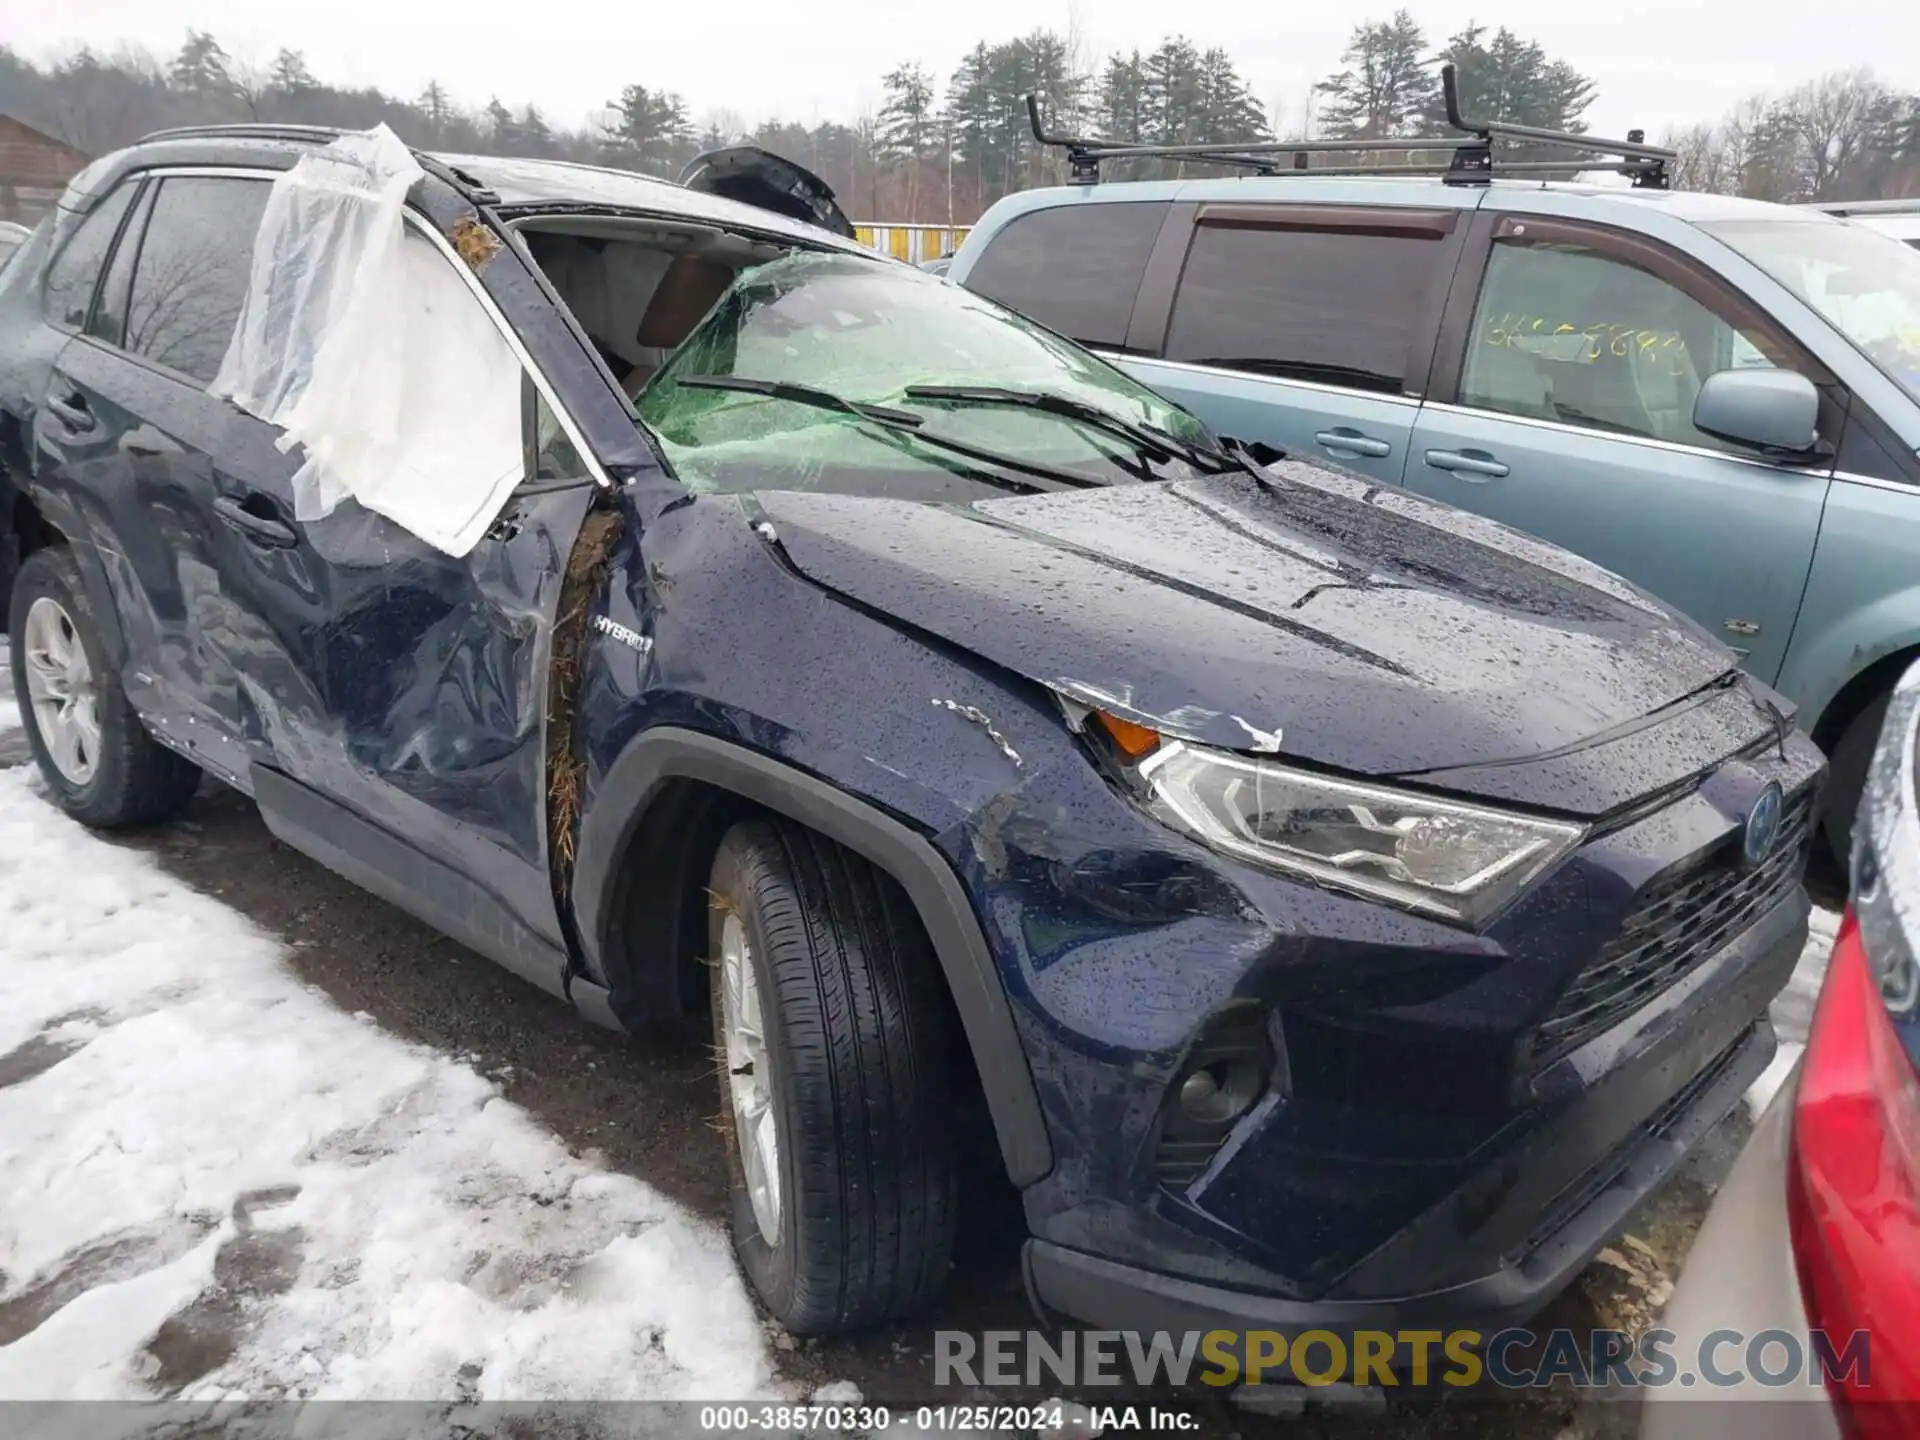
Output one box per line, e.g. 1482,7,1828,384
45,392,98,436
214,494,299,549
1423,448,1510,480
1314,428,1392,459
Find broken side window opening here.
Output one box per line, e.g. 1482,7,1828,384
212,125,526,558
511,216,791,403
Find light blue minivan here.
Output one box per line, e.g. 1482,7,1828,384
949,86,1920,858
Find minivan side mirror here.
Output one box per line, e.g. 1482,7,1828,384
1693,368,1820,455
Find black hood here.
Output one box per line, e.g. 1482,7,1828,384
752,460,1748,813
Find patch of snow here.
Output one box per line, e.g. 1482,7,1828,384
0,768,776,1403
0,638,16,732
1744,905,1842,1117
811,1380,864,1405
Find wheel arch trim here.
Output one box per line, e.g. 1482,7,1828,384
573,726,1054,1188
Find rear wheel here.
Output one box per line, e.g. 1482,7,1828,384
8,547,200,828
706,818,959,1333
1821,689,1892,868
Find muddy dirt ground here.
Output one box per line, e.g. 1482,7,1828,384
4,725,1802,1438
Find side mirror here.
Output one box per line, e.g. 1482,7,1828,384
1693,368,1820,455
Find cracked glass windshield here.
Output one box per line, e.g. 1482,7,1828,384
1708,217,1920,402
635,250,1218,496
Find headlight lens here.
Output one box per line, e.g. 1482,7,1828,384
1136,741,1585,925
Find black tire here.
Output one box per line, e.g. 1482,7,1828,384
8,546,200,828
706,818,959,1334
1820,689,1892,868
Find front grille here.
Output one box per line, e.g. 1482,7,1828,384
1517,1030,1754,1257
1531,787,1814,1068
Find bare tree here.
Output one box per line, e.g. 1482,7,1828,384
1779,69,1899,198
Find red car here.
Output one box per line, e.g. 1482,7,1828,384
1648,663,1920,1438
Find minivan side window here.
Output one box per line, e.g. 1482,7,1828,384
1164,217,1451,393
42,181,139,331
1461,237,1809,455
963,202,1167,349
123,175,272,386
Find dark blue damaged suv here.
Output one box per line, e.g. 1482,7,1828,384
1,124,1824,1345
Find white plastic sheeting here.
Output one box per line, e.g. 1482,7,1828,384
213,125,525,558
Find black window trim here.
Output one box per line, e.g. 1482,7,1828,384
40,176,148,338
1430,207,1847,471
1146,201,1471,399
73,165,281,389
86,178,157,349
65,162,608,490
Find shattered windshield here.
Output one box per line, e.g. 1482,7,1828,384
1707,218,1920,404
635,250,1219,496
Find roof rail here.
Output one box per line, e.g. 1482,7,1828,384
1025,63,1674,190
1799,197,1920,216
134,122,345,146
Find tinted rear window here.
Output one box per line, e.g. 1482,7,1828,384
963,202,1166,349
1165,221,1447,393
124,175,272,385
42,182,138,330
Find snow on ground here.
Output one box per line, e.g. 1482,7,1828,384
0,761,780,1409
1744,902,1842,1118
0,636,16,733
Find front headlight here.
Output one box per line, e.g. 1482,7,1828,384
1135,740,1585,926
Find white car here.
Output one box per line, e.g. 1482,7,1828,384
1809,199,1920,249
1644,659,1920,1438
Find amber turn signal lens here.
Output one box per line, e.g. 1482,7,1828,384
1092,710,1161,760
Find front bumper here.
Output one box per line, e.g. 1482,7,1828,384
1022,898,1803,1342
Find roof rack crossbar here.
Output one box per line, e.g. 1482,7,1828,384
1027,64,1675,189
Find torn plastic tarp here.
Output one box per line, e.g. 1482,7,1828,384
212,125,523,558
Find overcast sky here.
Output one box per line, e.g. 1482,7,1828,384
13,0,1920,140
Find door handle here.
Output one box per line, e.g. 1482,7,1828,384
214,494,298,548
45,393,97,436
1423,448,1510,480
1314,428,1392,459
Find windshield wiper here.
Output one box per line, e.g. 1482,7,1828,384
676,374,926,428
902,384,1239,475
674,375,1102,491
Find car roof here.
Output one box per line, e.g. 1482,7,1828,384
71,129,869,255
430,152,869,251
977,172,1830,229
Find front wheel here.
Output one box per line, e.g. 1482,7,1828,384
706,819,959,1333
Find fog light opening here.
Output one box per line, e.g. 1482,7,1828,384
1178,1058,1262,1127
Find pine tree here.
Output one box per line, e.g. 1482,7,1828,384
416,81,454,135
1425,25,1594,136
601,84,692,176
945,43,1002,205
1196,46,1268,146
878,62,937,211
169,30,234,97
1315,10,1434,139
269,48,316,96
1098,51,1150,144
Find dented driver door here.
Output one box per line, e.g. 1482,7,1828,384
220,215,599,998
236,480,594,997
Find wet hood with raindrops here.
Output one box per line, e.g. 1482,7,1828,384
752,457,1777,816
